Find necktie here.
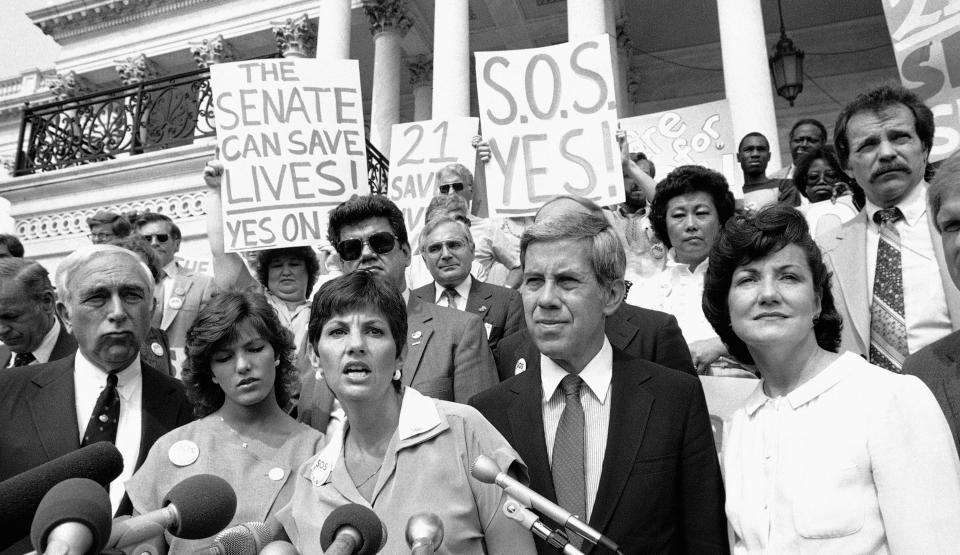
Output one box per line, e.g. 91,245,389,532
870,207,908,372
13,352,36,367
82,373,120,446
551,374,586,547
151,272,167,329
441,287,460,310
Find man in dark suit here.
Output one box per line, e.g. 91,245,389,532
411,214,523,352
470,213,727,554
0,246,193,553
904,149,960,456
0,258,77,369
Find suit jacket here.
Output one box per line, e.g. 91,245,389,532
0,320,77,369
819,209,960,357
160,265,217,349
903,330,960,457
411,278,523,351
141,327,174,377
0,355,193,554
494,302,694,381
469,350,729,554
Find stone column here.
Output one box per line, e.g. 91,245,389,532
567,0,611,41
190,34,236,68
317,0,352,60
717,0,782,172
272,14,316,58
614,17,631,117
432,0,469,118
365,0,412,156
407,54,433,121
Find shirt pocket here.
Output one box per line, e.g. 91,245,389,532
794,462,865,538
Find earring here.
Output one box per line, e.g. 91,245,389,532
813,314,821,326
393,368,402,381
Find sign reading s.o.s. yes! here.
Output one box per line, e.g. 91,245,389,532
476,35,624,217
211,59,367,252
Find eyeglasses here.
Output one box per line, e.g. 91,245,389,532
88,232,115,242
141,234,170,243
438,182,465,194
806,170,841,185
424,239,468,256
336,231,397,261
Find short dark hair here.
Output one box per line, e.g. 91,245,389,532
255,246,321,296
183,290,299,418
135,212,181,242
702,205,842,364
790,118,828,143
834,84,935,168
792,146,846,199
86,210,131,237
649,165,736,248
0,257,54,302
110,235,163,283
0,234,24,257
929,149,960,232
631,152,656,179
738,132,769,152
307,271,407,379
327,195,409,250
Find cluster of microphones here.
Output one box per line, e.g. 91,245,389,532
1,444,620,555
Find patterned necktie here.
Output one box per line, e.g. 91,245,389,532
151,272,167,329
870,207,908,372
82,373,120,446
13,352,36,367
551,374,586,547
441,287,460,310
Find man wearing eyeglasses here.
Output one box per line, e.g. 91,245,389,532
87,210,132,244
134,213,216,356
411,215,523,353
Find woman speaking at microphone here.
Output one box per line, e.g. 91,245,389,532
125,290,323,552
276,271,535,554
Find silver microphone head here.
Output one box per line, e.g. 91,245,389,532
470,454,502,484
405,513,444,552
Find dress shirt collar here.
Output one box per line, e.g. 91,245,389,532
864,180,928,228
264,289,310,317
744,352,854,415
162,260,179,277
664,248,709,276
31,318,61,364
433,275,472,305
540,337,613,405
74,350,142,400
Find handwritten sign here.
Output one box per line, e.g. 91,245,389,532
476,35,623,217
387,117,478,243
882,0,960,161
619,99,740,193
211,59,367,251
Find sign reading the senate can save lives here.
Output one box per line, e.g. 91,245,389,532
476,35,624,217
211,59,368,252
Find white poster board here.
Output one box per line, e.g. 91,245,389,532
211,59,367,252
700,376,759,455
476,34,623,217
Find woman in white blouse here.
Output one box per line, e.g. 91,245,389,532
702,205,960,553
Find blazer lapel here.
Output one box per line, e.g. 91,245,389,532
402,295,435,387
605,307,639,353
50,321,78,361
589,355,654,533
508,361,557,502
466,280,494,321
832,213,870,349
27,357,80,460
160,276,193,331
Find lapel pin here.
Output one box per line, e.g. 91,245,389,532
169,297,183,309
268,467,285,481
174,287,186,296
169,439,199,467
477,305,487,312
151,342,164,357
515,358,526,375
412,330,422,339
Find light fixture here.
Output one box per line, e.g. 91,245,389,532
769,0,804,106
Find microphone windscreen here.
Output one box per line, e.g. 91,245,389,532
0,442,123,551
30,478,112,555
213,521,277,554
320,504,386,555
162,474,237,539
469,454,501,484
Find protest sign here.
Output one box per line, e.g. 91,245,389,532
882,0,960,161
619,99,740,192
476,35,623,217
387,117,478,244
211,59,367,251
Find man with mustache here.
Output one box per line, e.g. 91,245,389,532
818,85,960,371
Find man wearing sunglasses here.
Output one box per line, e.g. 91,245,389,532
412,215,523,353
134,212,216,356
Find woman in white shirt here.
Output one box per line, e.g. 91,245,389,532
702,205,960,554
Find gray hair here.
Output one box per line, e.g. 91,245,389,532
0,258,54,302
436,163,473,186
419,215,474,253
56,244,155,304
520,213,626,289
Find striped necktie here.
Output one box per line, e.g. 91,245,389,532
869,207,908,372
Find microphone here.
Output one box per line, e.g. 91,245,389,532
30,478,112,555
502,496,583,555
0,442,123,551
260,541,299,555
190,521,282,554
471,454,621,554
106,474,237,549
320,503,387,555
405,513,443,554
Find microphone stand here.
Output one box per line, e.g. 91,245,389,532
501,498,583,555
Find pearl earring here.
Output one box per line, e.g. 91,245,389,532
393,368,402,381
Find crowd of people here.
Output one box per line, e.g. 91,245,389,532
2,82,960,554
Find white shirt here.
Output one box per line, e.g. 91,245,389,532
723,352,960,554
264,290,311,362
74,352,143,513
541,338,612,521
864,182,952,353
6,318,61,368
468,215,520,282
433,275,472,311
628,250,715,343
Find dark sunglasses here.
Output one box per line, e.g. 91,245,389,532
424,239,468,256
141,233,170,243
438,182,465,194
337,231,397,261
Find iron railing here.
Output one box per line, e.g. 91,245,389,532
12,66,389,195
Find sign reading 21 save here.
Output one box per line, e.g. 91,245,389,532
475,35,624,217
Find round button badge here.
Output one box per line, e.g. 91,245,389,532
168,440,200,467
